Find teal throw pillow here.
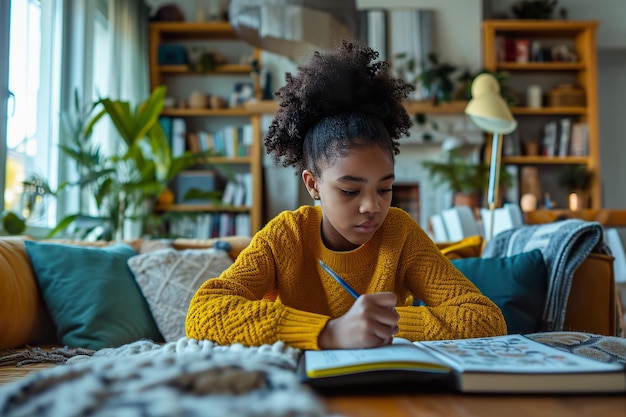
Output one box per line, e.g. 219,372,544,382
25,241,163,349
451,249,548,334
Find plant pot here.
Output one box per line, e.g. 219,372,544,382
453,192,480,210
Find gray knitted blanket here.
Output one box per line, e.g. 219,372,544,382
481,219,606,332
0,338,329,417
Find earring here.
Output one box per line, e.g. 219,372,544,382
313,195,320,200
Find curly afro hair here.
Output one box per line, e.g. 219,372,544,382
264,41,415,176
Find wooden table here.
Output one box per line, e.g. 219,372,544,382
321,392,626,417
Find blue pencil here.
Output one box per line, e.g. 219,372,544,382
319,260,360,299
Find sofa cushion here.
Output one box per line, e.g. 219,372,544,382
437,235,483,260
127,247,233,342
0,237,56,349
451,249,548,334
24,241,163,349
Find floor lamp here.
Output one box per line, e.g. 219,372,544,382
464,74,517,240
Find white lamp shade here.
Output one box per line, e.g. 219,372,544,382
465,74,517,134
229,0,358,62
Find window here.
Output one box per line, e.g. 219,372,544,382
1,0,113,233
4,0,54,226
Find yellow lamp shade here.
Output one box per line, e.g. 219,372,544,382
465,73,517,134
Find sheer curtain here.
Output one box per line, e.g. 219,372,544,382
107,0,150,105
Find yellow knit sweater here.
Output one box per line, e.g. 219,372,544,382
186,206,506,350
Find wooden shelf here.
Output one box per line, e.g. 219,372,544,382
160,108,252,117
524,209,626,227
149,20,264,236
482,19,601,210
511,106,587,115
403,100,467,114
155,204,251,213
243,100,469,115
150,21,238,40
206,156,253,164
502,156,590,165
158,64,253,74
497,62,585,71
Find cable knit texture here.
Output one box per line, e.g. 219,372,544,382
186,206,506,349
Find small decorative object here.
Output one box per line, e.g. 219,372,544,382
188,91,208,109
527,85,542,108
151,4,185,22
158,45,187,65
568,192,580,211
195,0,207,22
164,97,176,109
230,82,255,107
515,39,529,63
548,84,585,107
522,140,539,156
520,193,537,212
209,95,228,109
512,0,558,20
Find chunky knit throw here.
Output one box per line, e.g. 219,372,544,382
0,338,329,417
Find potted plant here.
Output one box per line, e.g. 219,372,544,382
422,151,513,210
26,86,215,240
558,165,592,210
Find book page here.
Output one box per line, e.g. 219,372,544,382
419,335,624,374
305,340,450,378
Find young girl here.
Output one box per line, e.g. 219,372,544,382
186,41,507,350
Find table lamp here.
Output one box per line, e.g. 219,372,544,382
229,0,358,62
464,73,517,240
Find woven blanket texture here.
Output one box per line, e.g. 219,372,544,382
0,338,330,417
482,219,606,332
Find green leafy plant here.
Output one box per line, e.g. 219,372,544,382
557,165,592,192
27,86,215,240
416,52,459,105
1,211,26,235
423,151,513,195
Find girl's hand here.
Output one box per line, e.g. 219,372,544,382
318,292,399,349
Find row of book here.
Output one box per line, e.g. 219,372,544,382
169,212,251,239
542,119,589,157
221,173,254,207
187,125,253,157
158,116,254,158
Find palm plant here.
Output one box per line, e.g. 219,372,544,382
29,86,212,240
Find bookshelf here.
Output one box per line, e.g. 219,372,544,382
482,20,601,210
148,21,264,236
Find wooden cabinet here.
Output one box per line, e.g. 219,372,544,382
148,21,264,236
482,20,601,210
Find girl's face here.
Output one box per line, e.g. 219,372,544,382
303,144,395,251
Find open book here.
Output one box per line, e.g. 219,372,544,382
299,334,626,393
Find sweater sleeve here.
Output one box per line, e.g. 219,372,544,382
185,231,330,350
395,230,508,341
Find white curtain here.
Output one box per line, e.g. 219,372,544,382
107,0,150,104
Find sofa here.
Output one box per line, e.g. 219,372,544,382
0,228,623,415
0,225,618,354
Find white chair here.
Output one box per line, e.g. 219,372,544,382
481,203,524,239
440,205,482,242
429,213,449,242
605,228,626,284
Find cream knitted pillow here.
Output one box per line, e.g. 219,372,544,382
128,248,233,342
